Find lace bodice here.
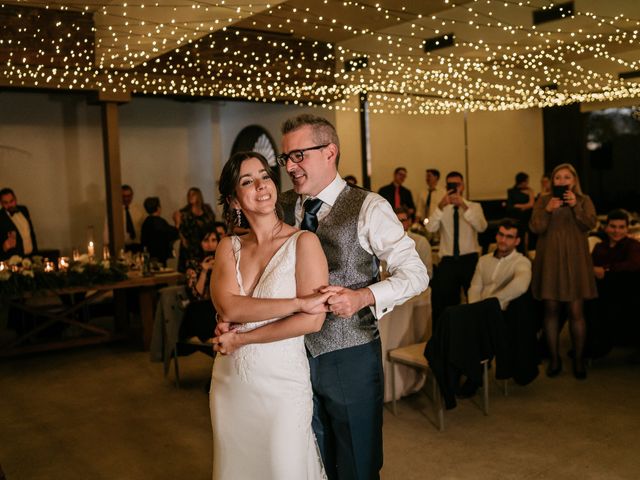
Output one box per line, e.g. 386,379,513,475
231,231,302,333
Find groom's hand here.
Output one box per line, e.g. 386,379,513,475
320,286,374,318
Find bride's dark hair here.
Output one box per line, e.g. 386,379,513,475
218,151,283,230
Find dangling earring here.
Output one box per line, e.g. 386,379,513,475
235,208,242,226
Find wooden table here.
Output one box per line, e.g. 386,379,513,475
1,271,182,357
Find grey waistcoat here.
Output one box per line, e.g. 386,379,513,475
280,186,379,357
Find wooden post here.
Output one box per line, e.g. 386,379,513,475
99,93,129,256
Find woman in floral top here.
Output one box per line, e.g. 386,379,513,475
174,187,216,273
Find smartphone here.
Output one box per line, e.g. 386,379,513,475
552,185,568,205
446,182,458,193
552,185,568,198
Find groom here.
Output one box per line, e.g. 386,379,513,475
215,114,429,479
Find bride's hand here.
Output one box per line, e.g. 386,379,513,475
298,291,333,315
212,331,242,355
214,315,239,337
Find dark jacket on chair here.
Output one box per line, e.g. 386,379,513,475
425,298,504,409
495,290,540,386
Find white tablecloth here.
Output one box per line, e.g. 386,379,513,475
379,288,432,402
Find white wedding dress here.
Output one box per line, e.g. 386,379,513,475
210,231,326,480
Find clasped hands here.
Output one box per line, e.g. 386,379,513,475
546,190,577,211
438,192,466,210
212,285,373,355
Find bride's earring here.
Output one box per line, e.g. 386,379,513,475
235,208,242,226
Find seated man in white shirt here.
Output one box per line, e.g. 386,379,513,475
468,219,532,311
455,219,532,398
426,171,488,324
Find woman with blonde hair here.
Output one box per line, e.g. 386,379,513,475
530,163,597,379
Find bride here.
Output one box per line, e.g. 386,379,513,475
209,151,330,479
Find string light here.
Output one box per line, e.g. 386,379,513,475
1,0,640,115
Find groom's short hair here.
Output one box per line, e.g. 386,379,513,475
282,114,341,166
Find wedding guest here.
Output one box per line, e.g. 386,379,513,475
344,175,358,186
173,187,216,273
506,172,535,251
530,163,597,379
416,168,446,223
468,219,531,310
592,210,640,278
426,171,488,323
529,174,551,251
214,115,429,480
378,167,416,216
140,197,179,266
396,206,433,278
586,209,640,356
103,184,145,253
0,188,38,261
180,228,220,343
214,221,227,239
506,172,535,227
536,174,551,201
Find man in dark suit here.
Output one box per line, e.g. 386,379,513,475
377,167,415,217
0,187,38,261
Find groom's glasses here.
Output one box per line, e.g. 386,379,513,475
276,144,329,167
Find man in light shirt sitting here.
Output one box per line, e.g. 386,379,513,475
468,218,532,310
0,188,38,261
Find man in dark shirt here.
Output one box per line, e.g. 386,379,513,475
140,197,179,266
592,209,640,276
377,167,415,217
588,209,640,356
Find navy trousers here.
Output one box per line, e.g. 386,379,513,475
308,339,384,480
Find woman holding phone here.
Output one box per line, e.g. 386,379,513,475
530,163,597,379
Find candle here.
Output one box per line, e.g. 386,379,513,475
88,241,95,257
58,257,69,270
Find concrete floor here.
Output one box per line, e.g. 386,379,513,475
1,342,639,480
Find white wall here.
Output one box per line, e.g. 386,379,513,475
119,97,216,219
467,109,544,199
0,91,544,255
0,92,104,252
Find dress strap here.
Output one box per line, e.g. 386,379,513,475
230,235,247,296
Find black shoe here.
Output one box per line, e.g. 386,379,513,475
546,357,562,378
572,359,587,380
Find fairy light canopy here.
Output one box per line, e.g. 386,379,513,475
1,0,640,114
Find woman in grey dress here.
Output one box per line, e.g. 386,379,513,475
530,163,597,379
